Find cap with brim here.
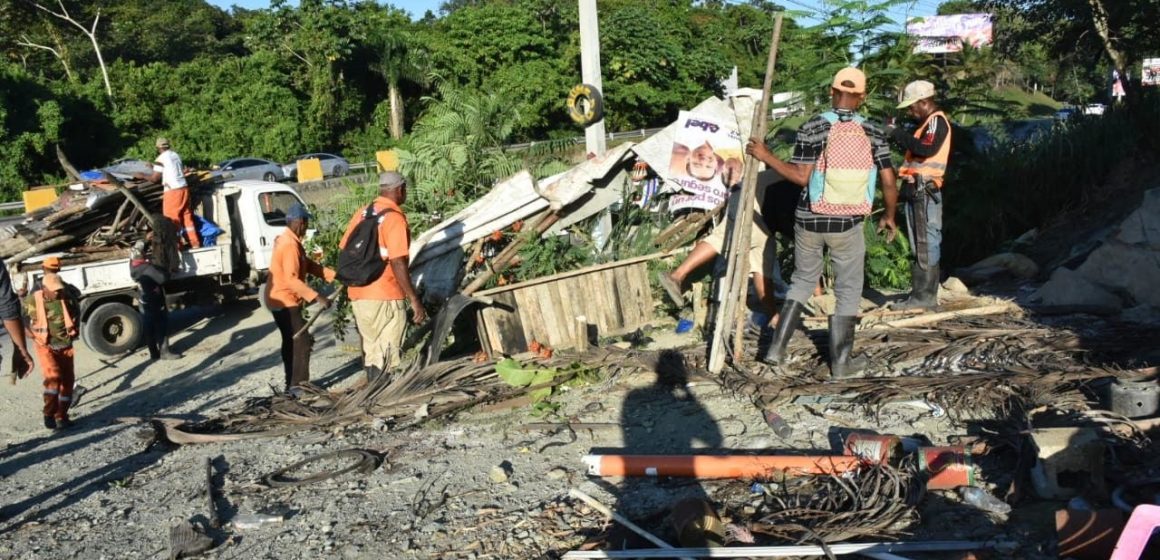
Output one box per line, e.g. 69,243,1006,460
42,256,61,272
897,80,936,109
286,202,314,221
831,67,867,94
378,171,405,189
155,137,170,149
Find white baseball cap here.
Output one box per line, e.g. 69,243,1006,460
897,80,936,109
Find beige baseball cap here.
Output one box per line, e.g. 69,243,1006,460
897,80,936,109
155,137,170,149
831,67,867,94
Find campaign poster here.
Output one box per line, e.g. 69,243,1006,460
1142,58,1160,86
906,14,993,54
667,111,744,212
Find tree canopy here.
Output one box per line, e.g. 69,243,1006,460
0,0,1153,199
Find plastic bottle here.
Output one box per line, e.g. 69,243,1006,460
763,410,793,440
231,513,284,530
960,487,1012,514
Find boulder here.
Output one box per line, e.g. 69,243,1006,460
1030,267,1122,311
1075,241,1160,307
1114,188,1160,248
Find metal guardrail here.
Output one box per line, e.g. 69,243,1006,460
0,202,23,211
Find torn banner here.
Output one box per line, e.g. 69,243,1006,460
667,111,744,212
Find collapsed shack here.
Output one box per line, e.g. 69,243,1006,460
120,93,1159,558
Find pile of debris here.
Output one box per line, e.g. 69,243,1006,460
0,172,215,272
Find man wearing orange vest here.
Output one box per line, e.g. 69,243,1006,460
24,257,81,430
890,80,952,310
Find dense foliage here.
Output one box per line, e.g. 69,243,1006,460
3,0,1158,284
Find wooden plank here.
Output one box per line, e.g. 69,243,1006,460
512,287,543,350
534,283,563,347
487,292,527,354
615,265,639,329
475,253,669,297
631,262,654,325
555,277,580,348
602,268,626,332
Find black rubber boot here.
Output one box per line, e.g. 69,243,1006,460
758,300,805,365
43,416,57,430
829,315,868,379
894,263,939,310
366,366,382,383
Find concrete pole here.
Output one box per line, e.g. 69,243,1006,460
578,0,607,157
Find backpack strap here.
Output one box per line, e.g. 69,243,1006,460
362,204,394,221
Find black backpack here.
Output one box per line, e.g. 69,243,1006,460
336,205,393,287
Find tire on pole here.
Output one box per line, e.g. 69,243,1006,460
567,83,604,125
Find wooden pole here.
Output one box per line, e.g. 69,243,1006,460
707,13,784,373
578,0,607,157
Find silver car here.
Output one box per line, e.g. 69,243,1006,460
213,157,285,182
281,153,350,181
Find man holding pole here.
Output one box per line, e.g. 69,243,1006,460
266,203,335,393
746,67,899,379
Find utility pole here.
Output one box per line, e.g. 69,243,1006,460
578,0,607,157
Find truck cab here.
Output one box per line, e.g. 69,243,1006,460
18,180,309,356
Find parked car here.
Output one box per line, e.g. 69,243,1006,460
1053,106,1079,122
212,158,285,182
281,152,350,181
1082,103,1107,116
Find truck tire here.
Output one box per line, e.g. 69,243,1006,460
567,83,604,125
84,302,143,356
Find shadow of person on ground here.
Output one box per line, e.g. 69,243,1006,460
600,350,723,550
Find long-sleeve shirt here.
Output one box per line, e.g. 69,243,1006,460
0,265,21,321
890,114,950,158
267,228,328,310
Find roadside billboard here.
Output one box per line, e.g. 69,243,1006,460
906,14,993,54
1143,58,1160,86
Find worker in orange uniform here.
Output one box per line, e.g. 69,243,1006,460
266,203,335,394
137,137,200,249
25,257,81,430
339,172,427,383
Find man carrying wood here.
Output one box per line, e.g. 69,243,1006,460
338,171,427,383
745,68,899,379
888,80,952,310
0,264,34,383
136,138,200,249
25,257,81,429
129,241,180,361
266,203,335,394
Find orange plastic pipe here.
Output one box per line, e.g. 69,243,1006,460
582,454,865,479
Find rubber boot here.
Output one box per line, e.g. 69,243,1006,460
829,315,868,379
43,416,57,430
366,365,382,384
758,300,805,365
158,337,182,360
894,263,939,310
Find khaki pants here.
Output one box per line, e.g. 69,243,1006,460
352,299,408,370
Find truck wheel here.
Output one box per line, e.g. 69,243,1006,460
84,302,143,356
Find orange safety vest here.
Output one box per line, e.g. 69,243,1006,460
899,110,952,188
31,290,77,346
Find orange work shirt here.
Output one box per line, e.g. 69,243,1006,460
340,196,411,301
267,228,325,309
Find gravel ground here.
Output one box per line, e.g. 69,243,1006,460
0,299,1060,559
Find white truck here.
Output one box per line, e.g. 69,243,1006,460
13,180,309,356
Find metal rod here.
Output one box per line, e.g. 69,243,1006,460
561,540,997,559
568,489,691,560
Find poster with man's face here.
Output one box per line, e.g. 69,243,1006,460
668,111,744,212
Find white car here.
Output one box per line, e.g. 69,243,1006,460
1083,103,1106,116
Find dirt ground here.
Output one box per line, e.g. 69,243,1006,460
0,291,1086,560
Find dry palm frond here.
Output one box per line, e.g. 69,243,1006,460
751,459,921,544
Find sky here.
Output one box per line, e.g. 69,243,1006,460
204,0,945,27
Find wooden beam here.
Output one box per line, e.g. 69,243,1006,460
708,13,784,373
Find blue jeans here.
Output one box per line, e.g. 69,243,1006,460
905,193,943,268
